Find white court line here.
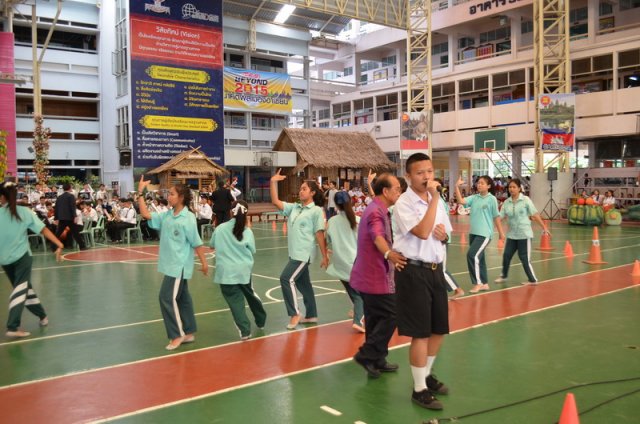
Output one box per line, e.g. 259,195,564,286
95,284,638,423
320,405,342,416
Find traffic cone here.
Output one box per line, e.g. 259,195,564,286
558,393,580,424
583,226,607,264
563,241,575,258
459,232,467,245
497,238,505,249
631,260,640,277
538,231,554,251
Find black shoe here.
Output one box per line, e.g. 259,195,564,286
411,389,443,410
376,361,399,372
353,354,381,378
426,374,449,395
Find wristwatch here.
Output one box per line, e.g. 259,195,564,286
441,234,449,244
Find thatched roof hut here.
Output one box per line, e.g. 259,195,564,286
273,128,396,201
147,147,228,191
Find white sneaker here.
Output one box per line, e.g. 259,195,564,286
494,276,506,283
6,330,31,338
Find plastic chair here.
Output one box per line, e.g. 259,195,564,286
200,221,214,241
124,215,143,245
79,218,95,248
92,215,106,243
28,232,47,252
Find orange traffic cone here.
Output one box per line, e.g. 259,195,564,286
558,393,580,424
583,226,607,264
538,230,554,251
497,238,505,249
631,260,640,277
459,232,467,245
563,241,575,258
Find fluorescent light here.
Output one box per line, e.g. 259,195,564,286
274,5,295,24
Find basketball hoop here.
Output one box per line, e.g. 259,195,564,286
479,147,494,153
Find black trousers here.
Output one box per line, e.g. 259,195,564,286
357,292,397,366
55,220,85,249
214,210,229,225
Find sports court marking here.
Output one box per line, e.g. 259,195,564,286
2,264,636,423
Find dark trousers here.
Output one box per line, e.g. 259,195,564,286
141,220,158,240
55,220,85,249
2,253,47,331
106,221,135,241
501,238,537,283
340,280,364,326
357,292,396,366
159,274,197,340
467,234,491,285
220,281,267,337
279,259,317,318
214,210,229,226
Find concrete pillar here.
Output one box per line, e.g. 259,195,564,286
511,145,523,178
448,150,459,189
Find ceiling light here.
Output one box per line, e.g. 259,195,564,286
274,5,295,24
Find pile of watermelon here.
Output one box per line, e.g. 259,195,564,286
568,205,604,226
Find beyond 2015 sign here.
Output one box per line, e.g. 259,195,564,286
223,67,292,113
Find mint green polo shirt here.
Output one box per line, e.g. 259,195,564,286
464,193,500,239
326,212,358,282
500,194,537,240
282,201,325,263
0,206,45,266
210,218,256,285
149,208,203,279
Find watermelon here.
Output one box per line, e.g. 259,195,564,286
605,209,622,226
568,205,604,225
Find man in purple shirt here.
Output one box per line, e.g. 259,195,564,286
351,173,407,378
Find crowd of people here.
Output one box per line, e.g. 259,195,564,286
2,162,558,412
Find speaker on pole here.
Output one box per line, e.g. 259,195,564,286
119,150,132,167
547,167,558,181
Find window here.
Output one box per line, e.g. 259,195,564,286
432,82,455,113
570,7,588,23
620,0,640,10
459,77,489,109
354,98,373,124
318,108,331,120
224,112,247,128
114,5,128,97
343,66,353,76
572,54,613,93
599,2,613,15
618,48,640,89
458,37,475,49
116,106,130,149
376,93,398,121
381,55,396,66
432,42,448,55
521,21,533,34
332,102,351,126
492,69,526,104
479,27,511,43
251,57,284,73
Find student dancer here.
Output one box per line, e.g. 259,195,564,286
1,181,64,338
495,178,548,285
137,176,209,350
210,201,266,340
270,169,328,330
393,154,452,410
326,191,365,332
454,175,505,293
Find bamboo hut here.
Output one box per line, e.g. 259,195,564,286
273,128,396,202
147,147,228,191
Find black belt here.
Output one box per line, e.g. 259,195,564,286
406,259,440,270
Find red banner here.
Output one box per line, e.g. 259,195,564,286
0,32,16,177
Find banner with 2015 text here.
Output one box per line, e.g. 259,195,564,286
223,67,292,113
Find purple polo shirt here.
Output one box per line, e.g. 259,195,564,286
350,197,395,295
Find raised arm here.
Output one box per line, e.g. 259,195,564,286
367,168,376,197
270,168,286,211
454,176,467,205
136,174,152,220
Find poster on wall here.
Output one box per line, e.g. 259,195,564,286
129,0,224,168
0,32,17,177
400,111,430,159
223,67,292,113
539,93,575,151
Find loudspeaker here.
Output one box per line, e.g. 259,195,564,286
119,150,131,167
547,167,558,181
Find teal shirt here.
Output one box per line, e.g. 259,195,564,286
500,194,537,240
149,207,202,279
210,218,256,285
326,212,357,282
465,193,500,239
0,206,45,266
282,201,325,263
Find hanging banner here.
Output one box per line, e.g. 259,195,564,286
223,67,292,113
0,32,17,178
539,93,576,152
129,0,224,168
400,111,430,159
